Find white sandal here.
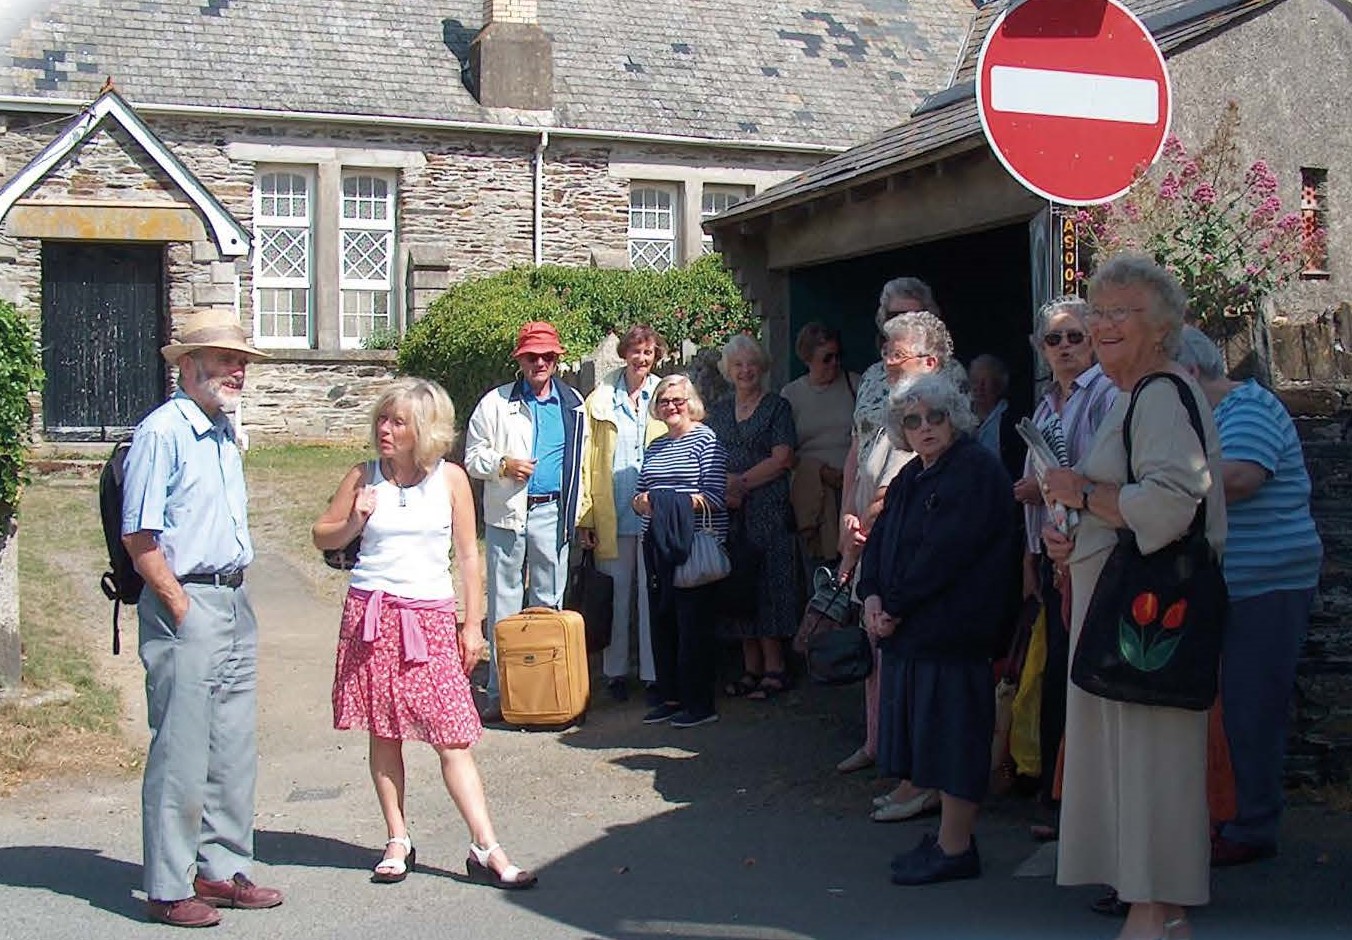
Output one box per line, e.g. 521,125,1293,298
372,836,415,883
466,841,537,890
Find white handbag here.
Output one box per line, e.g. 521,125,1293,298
672,505,731,588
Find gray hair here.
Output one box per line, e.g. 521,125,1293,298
1175,325,1227,380
969,353,1010,395
885,372,976,451
1031,295,1091,347
875,276,940,331
1087,252,1188,358
717,333,771,388
649,372,707,421
881,310,954,365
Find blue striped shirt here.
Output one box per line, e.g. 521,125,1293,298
637,422,729,542
1214,380,1322,598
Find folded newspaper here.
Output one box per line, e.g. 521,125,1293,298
1016,415,1078,536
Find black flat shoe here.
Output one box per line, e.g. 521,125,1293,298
891,835,980,885
1090,889,1129,917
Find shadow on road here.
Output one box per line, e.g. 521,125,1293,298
0,846,144,922
478,679,1352,940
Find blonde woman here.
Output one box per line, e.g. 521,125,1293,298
313,378,536,890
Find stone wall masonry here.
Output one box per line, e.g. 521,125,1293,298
1293,420,1352,785
542,145,628,267
244,355,397,442
27,122,189,206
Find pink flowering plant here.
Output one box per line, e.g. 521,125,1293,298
1074,102,1325,337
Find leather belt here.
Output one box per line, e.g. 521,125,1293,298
526,492,560,507
180,570,245,588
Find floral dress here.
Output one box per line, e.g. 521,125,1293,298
706,394,799,639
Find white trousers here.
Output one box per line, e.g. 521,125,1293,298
598,535,654,683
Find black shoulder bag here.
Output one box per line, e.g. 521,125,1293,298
1069,373,1228,711
323,461,374,570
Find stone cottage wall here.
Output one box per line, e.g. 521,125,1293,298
1,106,816,443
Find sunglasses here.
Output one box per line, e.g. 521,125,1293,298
1043,330,1086,348
656,397,688,409
522,352,558,364
900,409,949,431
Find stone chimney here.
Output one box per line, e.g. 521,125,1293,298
469,0,553,110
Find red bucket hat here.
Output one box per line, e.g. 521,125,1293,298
512,321,566,358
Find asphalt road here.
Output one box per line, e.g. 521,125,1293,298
0,551,1348,939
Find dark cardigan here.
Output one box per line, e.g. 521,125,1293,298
856,434,1016,660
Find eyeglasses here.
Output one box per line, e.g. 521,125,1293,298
522,352,558,364
1087,306,1146,324
882,349,929,366
656,397,688,410
1043,330,1086,348
900,409,949,431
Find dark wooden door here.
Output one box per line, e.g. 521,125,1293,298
41,242,165,440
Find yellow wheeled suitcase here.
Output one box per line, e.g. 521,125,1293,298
494,607,590,727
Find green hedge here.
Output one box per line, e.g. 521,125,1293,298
0,300,43,514
398,254,756,419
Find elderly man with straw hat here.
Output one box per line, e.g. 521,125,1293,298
464,321,588,716
121,308,283,928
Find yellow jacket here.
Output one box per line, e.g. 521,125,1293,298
578,368,667,560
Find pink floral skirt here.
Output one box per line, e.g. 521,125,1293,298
332,588,482,747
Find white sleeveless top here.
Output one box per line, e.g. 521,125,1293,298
349,459,456,600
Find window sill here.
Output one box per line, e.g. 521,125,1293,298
256,348,398,365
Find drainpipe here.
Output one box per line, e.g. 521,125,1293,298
534,129,550,267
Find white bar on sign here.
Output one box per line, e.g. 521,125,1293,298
989,65,1159,124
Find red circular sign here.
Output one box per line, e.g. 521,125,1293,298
977,0,1172,205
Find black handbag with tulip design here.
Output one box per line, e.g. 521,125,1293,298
1070,373,1228,711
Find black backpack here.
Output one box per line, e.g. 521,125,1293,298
99,441,144,654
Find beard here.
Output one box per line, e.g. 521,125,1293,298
203,378,242,413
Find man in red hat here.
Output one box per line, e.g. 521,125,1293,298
464,322,589,714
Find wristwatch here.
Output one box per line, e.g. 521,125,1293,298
498,455,509,478
1080,481,1097,510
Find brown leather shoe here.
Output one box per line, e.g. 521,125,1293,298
146,897,223,927
193,873,283,909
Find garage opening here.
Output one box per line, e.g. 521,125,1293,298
787,221,1037,417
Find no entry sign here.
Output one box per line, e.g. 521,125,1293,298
976,0,1172,205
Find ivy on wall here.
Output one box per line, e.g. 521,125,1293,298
0,300,43,515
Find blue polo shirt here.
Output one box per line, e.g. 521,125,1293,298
121,392,253,577
526,380,565,496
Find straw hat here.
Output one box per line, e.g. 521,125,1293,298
160,308,270,364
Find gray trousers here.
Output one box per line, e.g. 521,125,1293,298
138,582,259,901
484,500,569,697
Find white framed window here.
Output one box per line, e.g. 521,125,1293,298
340,171,396,348
701,184,750,252
628,184,677,271
252,168,313,348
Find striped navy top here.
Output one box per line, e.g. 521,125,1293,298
1214,380,1322,598
637,422,729,542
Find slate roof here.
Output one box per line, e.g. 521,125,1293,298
0,0,974,148
711,0,1286,222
